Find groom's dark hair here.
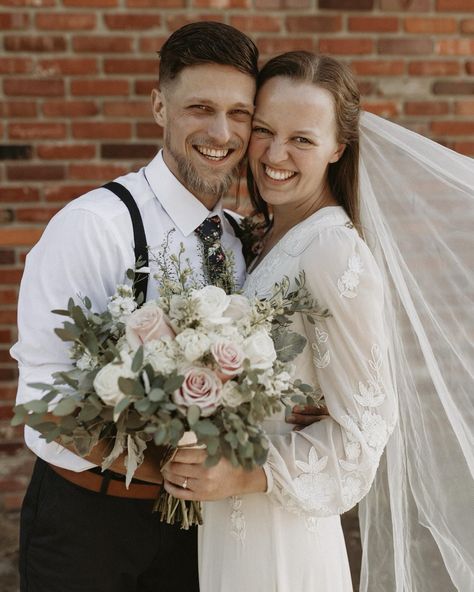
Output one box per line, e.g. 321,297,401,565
158,22,259,87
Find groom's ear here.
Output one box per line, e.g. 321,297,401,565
329,143,346,164
151,88,166,127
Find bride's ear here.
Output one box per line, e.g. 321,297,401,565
151,88,166,127
329,143,346,164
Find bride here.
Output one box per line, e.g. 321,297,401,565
162,52,473,591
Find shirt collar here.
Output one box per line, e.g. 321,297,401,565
144,150,223,237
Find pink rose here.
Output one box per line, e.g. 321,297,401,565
211,340,244,382
125,302,175,349
173,367,222,417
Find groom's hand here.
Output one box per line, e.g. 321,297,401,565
161,448,267,501
286,404,330,428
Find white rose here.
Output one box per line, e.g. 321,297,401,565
223,294,252,322
93,359,135,406
175,329,211,362
244,330,277,370
192,286,230,323
221,381,247,407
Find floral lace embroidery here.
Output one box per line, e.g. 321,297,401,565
312,326,330,368
229,496,246,543
337,253,364,298
293,448,337,513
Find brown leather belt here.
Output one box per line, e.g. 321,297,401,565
49,464,162,500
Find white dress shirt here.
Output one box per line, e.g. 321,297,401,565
10,151,246,471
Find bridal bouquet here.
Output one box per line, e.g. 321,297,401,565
13,243,327,528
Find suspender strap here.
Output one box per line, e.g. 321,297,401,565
102,181,149,306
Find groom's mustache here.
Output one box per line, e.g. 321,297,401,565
188,136,243,152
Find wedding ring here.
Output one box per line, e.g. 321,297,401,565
182,476,188,489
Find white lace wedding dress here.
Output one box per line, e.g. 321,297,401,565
198,206,398,591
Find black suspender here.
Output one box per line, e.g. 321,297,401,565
102,181,149,306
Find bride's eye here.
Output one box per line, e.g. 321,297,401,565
294,136,312,145
252,127,271,135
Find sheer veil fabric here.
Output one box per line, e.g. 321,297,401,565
357,112,473,591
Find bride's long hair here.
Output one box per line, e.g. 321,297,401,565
248,52,362,233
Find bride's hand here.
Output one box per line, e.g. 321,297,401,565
161,448,267,501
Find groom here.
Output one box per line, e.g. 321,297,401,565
11,21,324,592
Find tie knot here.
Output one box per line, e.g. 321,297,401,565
195,215,223,244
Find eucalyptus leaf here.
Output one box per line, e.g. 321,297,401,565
273,330,307,363
187,405,200,426
23,400,48,414
132,347,144,373
148,388,165,402
114,397,132,417
53,397,78,417
164,374,184,393
194,419,220,437
118,377,135,396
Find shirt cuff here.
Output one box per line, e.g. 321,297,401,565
262,462,274,494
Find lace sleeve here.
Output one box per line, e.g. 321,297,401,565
263,225,398,517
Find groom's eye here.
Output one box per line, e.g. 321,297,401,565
189,105,211,113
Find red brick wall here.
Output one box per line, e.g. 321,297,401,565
0,0,473,510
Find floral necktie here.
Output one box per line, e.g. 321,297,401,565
195,215,231,292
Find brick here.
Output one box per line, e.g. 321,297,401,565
230,15,281,32
259,37,315,56
127,0,185,5
0,145,32,160
0,209,14,223
104,14,161,29
166,14,223,31
378,38,433,55
286,15,342,32
453,142,474,156
381,0,429,10
16,207,60,222
4,35,66,52
2,492,25,511
72,36,134,53
319,0,373,7
378,77,431,97
63,0,118,5
408,61,460,76
37,144,96,160
0,12,29,29
193,0,249,6
104,59,157,75
349,17,398,32
103,101,151,117
437,0,474,11
0,367,17,381
0,309,17,324
433,81,474,95
71,79,129,96
319,39,373,55
42,100,99,117
135,79,156,95
101,143,157,159
0,289,17,305
404,101,450,116
37,58,98,76
0,188,39,202
467,61,474,75
0,330,12,343
36,13,96,30
9,123,66,140
0,0,54,4
0,230,42,247
72,122,132,139
0,249,15,263
44,184,96,202
455,101,474,116
136,123,163,138
461,19,474,34
0,57,33,74
351,60,404,76
0,102,37,117
436,40,474,56
404,18,457,34
7,165,65,181
362,100,399,117
431,121,474,135
69,164,130,180
4,78,64,97
138,37,168,52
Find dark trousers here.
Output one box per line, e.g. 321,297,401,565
19,458,199,592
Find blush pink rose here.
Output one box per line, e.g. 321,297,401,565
173,367,222,417
125,302,175,349
211,340,245,382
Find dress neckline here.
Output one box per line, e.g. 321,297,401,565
248,206,347,275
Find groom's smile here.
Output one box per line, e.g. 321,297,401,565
152,63,255,208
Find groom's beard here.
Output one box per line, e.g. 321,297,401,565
165,129,241,200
